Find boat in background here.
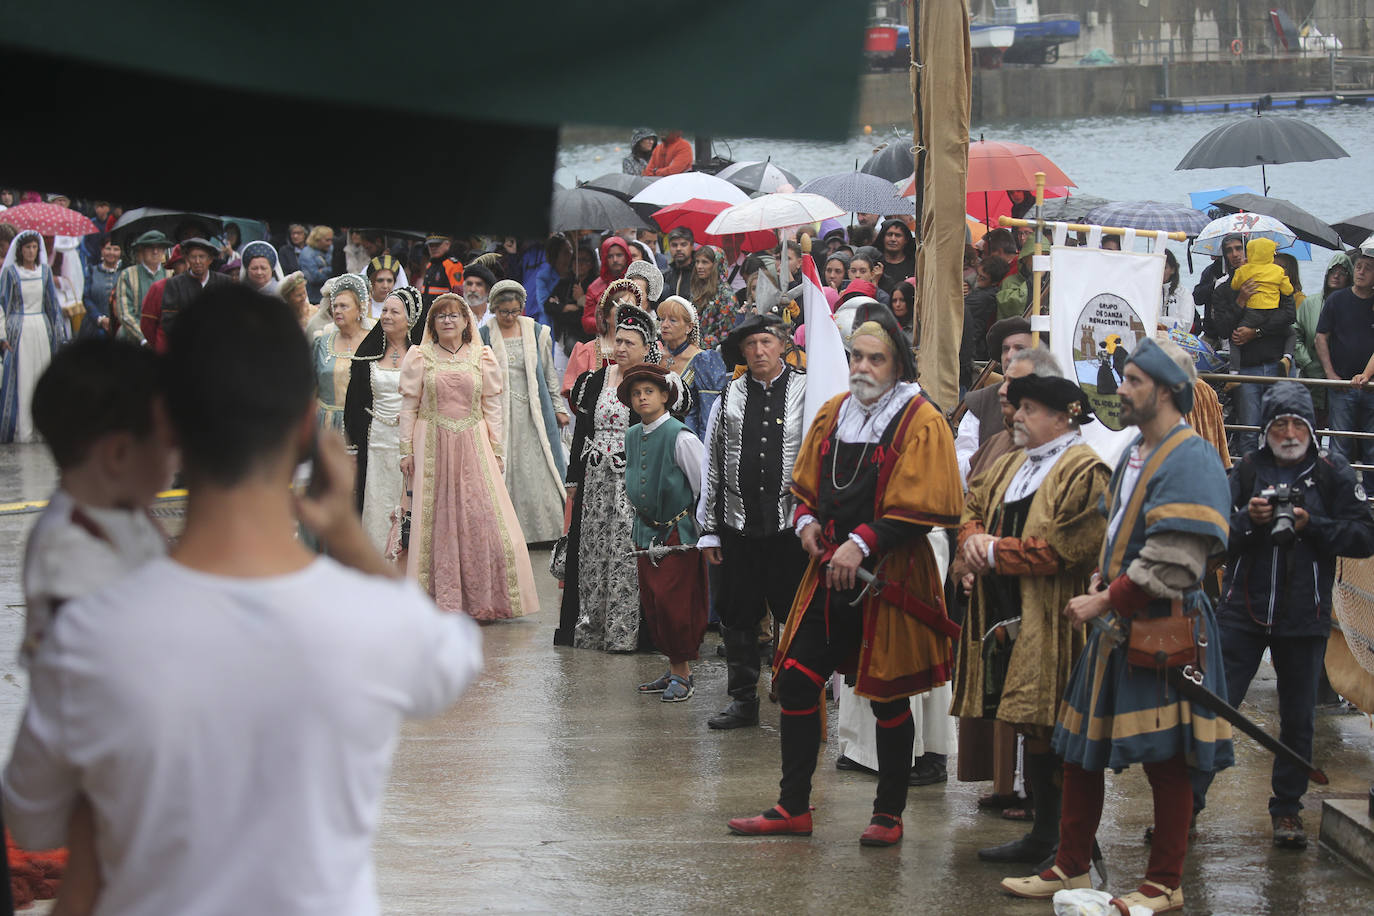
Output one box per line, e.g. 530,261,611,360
865,0,1073,70
973,0,1080,66
864,5,1015,71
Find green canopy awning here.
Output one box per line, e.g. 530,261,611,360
1,4,866,234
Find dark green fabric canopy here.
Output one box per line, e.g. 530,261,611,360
0,4,866,235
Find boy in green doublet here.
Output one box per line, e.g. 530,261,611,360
619,363,707,702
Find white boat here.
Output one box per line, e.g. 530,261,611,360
971,25,1017,50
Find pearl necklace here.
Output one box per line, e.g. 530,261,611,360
328,331,363,360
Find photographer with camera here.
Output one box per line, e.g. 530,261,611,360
1193,381,1374,849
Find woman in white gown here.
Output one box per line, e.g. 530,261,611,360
0,231,67,442
478,279,570,543
345,282,421,552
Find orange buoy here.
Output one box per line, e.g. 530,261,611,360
1231,39,1243,56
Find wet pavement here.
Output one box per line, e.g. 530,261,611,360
2,444,1372,914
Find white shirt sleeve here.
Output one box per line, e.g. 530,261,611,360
4,641,81,850
675,430,704,497
395,585,485,719
848,532,872,557
955,411,980,486
695,399,722,550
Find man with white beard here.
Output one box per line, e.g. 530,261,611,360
1192,380,1374,850
727,307,963,847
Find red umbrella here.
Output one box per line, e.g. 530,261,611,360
903,140,1075,229
899,141,1074,195
965,186,1069,226
0,202,100,237
652,198,777,253
967,140,1074,193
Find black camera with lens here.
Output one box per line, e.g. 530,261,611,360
1260,483,1303,547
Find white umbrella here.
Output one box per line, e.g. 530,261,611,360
630,172,749,208
706,193,845,299
1191,212,1296,256
704,192,844,235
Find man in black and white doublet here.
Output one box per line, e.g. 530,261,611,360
698,315,809,730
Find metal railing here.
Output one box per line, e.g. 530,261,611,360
1201,371,1374,475
1125,32,1345,66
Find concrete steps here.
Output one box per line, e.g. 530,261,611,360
1319,795,1374,878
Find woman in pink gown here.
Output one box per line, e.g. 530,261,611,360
399,292,538,621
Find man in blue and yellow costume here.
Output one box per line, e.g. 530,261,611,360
726,307,963,848
1002,337,1233,914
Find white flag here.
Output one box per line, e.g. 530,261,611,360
800,254,848,437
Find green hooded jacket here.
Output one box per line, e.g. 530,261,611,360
1294,251,1353,379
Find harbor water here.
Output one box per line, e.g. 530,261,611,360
557,106,1371,295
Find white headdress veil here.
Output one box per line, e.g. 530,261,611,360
1,230,50,277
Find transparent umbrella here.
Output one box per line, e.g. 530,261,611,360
716,160,801,195
1191,212,1296,256
706,193,845,298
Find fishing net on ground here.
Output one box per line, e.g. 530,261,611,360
1330,556,1374,713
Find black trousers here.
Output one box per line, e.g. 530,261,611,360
716,529,809,630
775,582,914,818
1190,624,1327,817
716,530,809,703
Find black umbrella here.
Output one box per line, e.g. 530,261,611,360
549,188,649,233
860,138,915,182
1211,192,1342,249
1333,212,1374,248
108,207,222,246
1174,113,1349,195
580,173,655,202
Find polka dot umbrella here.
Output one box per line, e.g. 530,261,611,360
0,202,100,237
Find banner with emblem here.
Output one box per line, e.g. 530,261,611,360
1049,244,1163,420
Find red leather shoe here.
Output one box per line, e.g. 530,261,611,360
859,814,903,846
727,805,813,836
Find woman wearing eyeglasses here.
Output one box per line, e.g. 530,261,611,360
398,292,538,621
478,280,570,545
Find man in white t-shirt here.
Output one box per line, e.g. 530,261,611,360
4,283,483,916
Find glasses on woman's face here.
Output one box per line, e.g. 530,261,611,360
435,312,463,323
496,308,523,319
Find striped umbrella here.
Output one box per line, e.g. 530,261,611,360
1083,200,1211,235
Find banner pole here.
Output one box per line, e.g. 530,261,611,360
1030,171,1045,348
998,216,1187,243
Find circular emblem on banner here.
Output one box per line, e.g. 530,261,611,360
1071,293,1149,431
